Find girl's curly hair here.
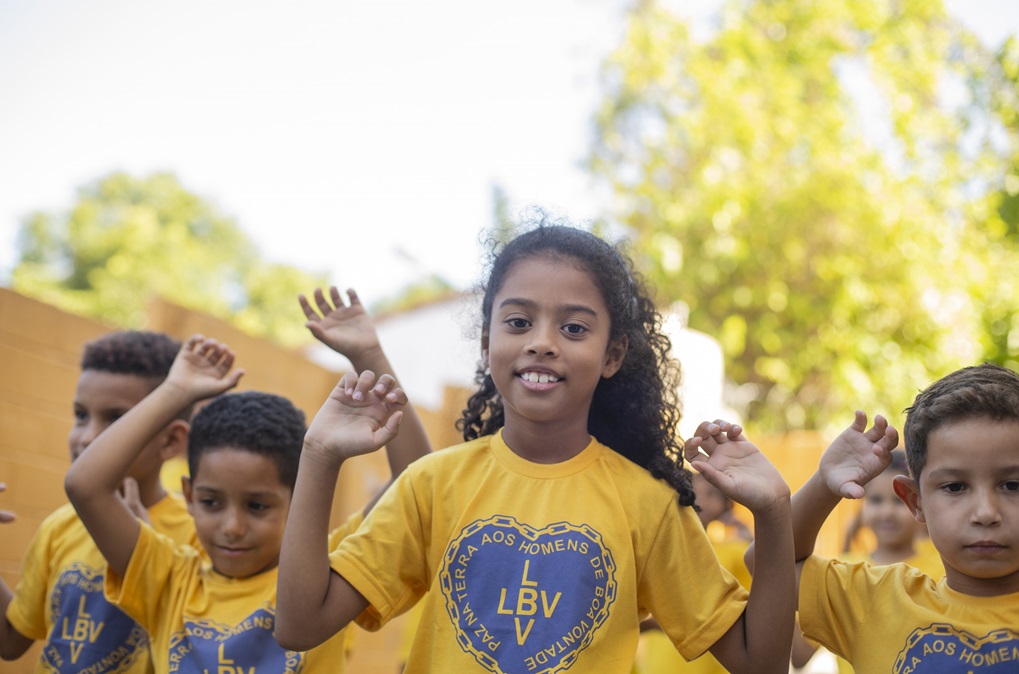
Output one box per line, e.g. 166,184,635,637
457,215,695,507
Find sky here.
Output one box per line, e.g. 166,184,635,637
0,0,1016,306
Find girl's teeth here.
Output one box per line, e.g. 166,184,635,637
523,372,558,383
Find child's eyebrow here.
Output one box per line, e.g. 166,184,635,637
498,297,599,316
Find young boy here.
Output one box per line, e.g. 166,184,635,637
64,334,411,673
1,331,193,672
791,363,1019,671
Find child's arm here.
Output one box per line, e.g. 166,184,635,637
64,336,243,578
0,483,34,660
276,371,405,651
788,411,897,563
683,420,793,674
299,287,431,482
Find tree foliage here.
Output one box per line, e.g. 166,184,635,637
12,171,326,346
591,0,1019,431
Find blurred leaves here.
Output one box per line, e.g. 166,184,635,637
12,172,326,346
591,0,1019,431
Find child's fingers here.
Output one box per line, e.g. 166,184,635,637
372,373,398,396
298,293,319,320
314,287,335,316
349,370,378,401
330,286,345,307
345,288,361,307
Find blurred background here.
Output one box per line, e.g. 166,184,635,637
1,0,1018,671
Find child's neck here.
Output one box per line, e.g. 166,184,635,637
501,420,591,464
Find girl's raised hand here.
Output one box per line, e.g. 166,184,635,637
818,411,897,499
165,335,245,402
684,420,790,516
303,370,406,463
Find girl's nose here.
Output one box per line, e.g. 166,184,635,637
525,324,559,357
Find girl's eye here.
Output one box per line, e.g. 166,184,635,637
73,410,87,422
1003,480,1019,492
248,502,269,512
943,483,965,493
563,323,586,336
199,498,219,508
506,318,530,329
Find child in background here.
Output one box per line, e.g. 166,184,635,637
275,222,796,673
63,335,412,673
635,472,754,674
1,331,193,673
784,363,1019,671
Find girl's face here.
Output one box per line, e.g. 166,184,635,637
483,255,626,461
862,471,919,553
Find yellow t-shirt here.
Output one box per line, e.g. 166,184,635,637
636,538,751,674
330,431,748,673
106,519,358,674
6,496,196,674
800,555,1019,672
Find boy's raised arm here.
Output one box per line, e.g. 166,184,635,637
63,336,243,578
299,286,432,481
684,420,794,674
276,371,405,651
792,411,897,561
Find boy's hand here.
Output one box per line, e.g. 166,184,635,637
299,287,381,362
819,410,897,499
0,482,15,523
303,371,406,463
165,335,245,402
685,420,790,516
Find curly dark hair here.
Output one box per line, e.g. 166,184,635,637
81,331,181,383
188,391,307,490
456,217,694,507
903,362,1019,483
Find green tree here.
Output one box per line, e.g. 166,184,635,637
591,0,1019,431
12,171,326,346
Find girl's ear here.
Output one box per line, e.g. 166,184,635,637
481,332,490,369
892,474,925,523
601,336,628,379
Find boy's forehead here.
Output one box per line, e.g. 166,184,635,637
925,416,1019,469
75,369,157,405
192,446,290,491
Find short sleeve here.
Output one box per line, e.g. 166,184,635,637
639,501,748,661
5,520,55,640
329,473,429,631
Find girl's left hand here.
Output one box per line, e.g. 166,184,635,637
684,420,790,516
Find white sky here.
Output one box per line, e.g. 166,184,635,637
0,0,1015,306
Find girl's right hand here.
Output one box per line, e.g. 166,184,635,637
303,370,406,463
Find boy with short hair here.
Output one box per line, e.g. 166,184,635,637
1,331,193,672
790,363,1019,671
64,334,409,673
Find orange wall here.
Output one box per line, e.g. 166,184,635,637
1,289,854,674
